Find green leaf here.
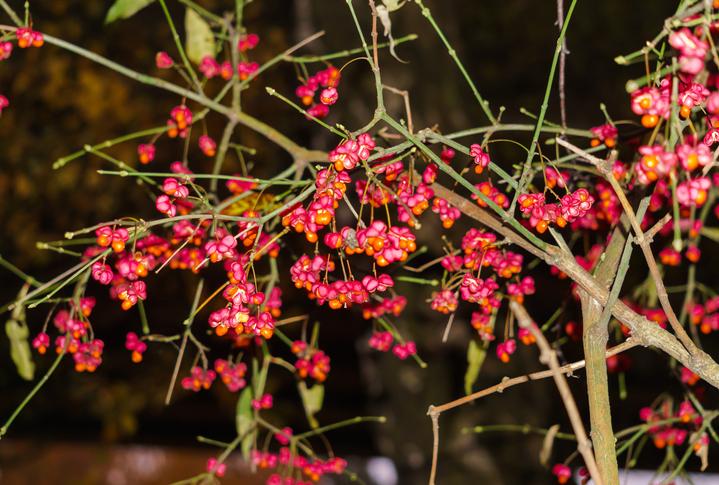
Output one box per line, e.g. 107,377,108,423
6,319,35,381
184,8,215,64
381,0,407,12
701,227,719,244
105,0,156,24
464,340,486,395
298,382,324,429
235,387,255,460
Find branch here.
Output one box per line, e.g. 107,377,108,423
430,180,719,389
556,138,697,354
510,301,604,485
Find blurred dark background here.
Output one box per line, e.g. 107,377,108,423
2,0,717,484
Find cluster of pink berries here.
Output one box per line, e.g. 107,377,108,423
32,300,106,373
0,26,43,115
282,169,350,243
167,105,192,139
517,188,595,233
368,331,417,360
208,260,276,338
551,463,572,484
125,332,147,363
181,366,216,392
631,78,708,128
156,177,191,217
290,254,395,309
252,393,273,410
361,295,407,320
687,295,719,334
640,400,701,449
590,123,618,148
187,32,260,81
206,457,227,478
291,341,331,382
472,181,509,209
254,447,347,484
15,27,44,48
295,65,341,118
214,359,248,392
328,133,376,171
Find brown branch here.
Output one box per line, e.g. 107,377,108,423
430,181,719,389
645,213,672,242
427,406,440,485
431,339,638,415
368,0,380,69
556,138,697,354
383,84,414,134
510,301,604,485
426,339,636,485
577,223,627,485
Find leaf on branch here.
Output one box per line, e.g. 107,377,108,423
5,292,34,381
377,3,408,64
464,339,486,395
539,424,560,466
382,0,406,11
235,387,255,460
185,8,215,65
701,226,719,244
105,0,156,24
298,382,324,429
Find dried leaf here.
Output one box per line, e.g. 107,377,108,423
105,0,156,24
6,287,34,381
539,424,560,466
185,8,215,64
464,340,486,395
376,5,408,64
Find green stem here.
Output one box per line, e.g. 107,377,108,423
0,254,42,287
0,347,65,439
165,279,204,405
209,119,239,194
98,169,310,185
395,275,439,286
294,415,386,440
138,300,150,335
0,0,22,26
414,0,495,124
445,123,592,140
177,0,222,23
465,423,577,440
509,0,578,214
158,0,203,91
285,34,418,63
265,86,346,137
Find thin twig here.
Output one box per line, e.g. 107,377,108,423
165,280,204,405
430,339,638,415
